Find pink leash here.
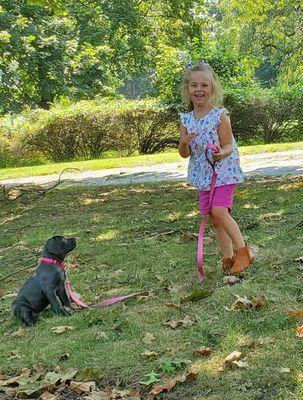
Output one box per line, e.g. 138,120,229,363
197,144,219,282
40,257,143,308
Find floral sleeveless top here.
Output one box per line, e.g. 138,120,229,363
180,107,244,191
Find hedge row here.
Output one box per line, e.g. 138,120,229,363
0,87,302,166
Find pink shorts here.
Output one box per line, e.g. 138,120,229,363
199,184,235,214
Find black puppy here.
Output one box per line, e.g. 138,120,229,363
12,235,76,326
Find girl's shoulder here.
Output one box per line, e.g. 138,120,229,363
213,106,229,116
179,110,193,128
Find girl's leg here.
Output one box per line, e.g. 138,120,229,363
211,206,245,250
210,214,234,258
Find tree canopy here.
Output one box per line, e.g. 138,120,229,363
0,0,302,114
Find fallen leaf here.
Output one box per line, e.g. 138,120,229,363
223,351,243,366
165,302,181,310
223,276,240,285
11,328,26,337
193,346,212,356
163,316,194,329
148,371,198,397
51,326,75,334
288,309,303,319
70,381,96,394
233,360,248,368
143,332,155,344
294,256,303,263
296,325,303,338
40,391,57,400
141,350,158,358
166,343,189,355
84,391,109,400
159,360,191,374
230,294,265,311
139,371,161,386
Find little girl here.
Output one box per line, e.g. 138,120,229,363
178,62,254,275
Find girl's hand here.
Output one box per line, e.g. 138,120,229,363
213,146,228,161
180,132,198,146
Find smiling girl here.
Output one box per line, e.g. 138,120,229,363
179,62,254,276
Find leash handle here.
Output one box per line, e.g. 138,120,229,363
204,144,219,171
197,144,220,282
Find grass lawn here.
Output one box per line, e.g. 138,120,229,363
1,141,303,181
0,177,303,399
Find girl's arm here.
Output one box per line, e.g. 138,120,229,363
178,123,197,158
213,114,233,161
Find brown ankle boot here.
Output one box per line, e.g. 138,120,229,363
230,245,255,275
222,258,233,274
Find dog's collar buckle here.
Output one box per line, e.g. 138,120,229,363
40,257,65,270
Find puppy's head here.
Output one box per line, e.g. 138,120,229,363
43,235,77,260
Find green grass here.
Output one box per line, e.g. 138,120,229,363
1,141,302,180
0,177,303,399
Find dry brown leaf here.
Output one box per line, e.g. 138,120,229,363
165,302,181,310
141,350,158,358
294,256,303,263
148,371,198,397
193,346,212,356
163,316,194,329
296,325,303,338
84,390,109,400
143,332,155,344
230,294,265,311
166,343,189,355
51,326,75,334
40,391,57,400
288,309,303,319
70,381,96,394
223,351,243,365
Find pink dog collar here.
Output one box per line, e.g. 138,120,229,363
40,257,65,269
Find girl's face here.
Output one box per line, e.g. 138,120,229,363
187,71,213,107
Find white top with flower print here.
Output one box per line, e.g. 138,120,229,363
179,107,244,191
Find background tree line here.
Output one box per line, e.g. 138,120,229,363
0,0,302,165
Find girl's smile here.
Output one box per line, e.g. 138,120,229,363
187,71,212,108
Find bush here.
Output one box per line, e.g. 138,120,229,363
22,98,178,161
224,86,303,144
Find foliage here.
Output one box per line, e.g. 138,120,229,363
225,85,303,144
20,98,178,161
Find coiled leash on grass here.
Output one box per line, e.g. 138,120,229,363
197,144,219,282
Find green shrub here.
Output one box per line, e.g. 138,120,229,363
23,98,178,161
224,86,303,144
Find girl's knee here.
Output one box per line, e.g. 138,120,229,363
211,206,228,222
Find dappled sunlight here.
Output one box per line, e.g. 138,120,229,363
92,229,119,242
191,355,223,375
79,197,106,205
278,181,303,190
186,210,200,218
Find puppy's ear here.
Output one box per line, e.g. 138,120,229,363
45,236,64,255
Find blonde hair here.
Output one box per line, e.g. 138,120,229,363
181,63,223,111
